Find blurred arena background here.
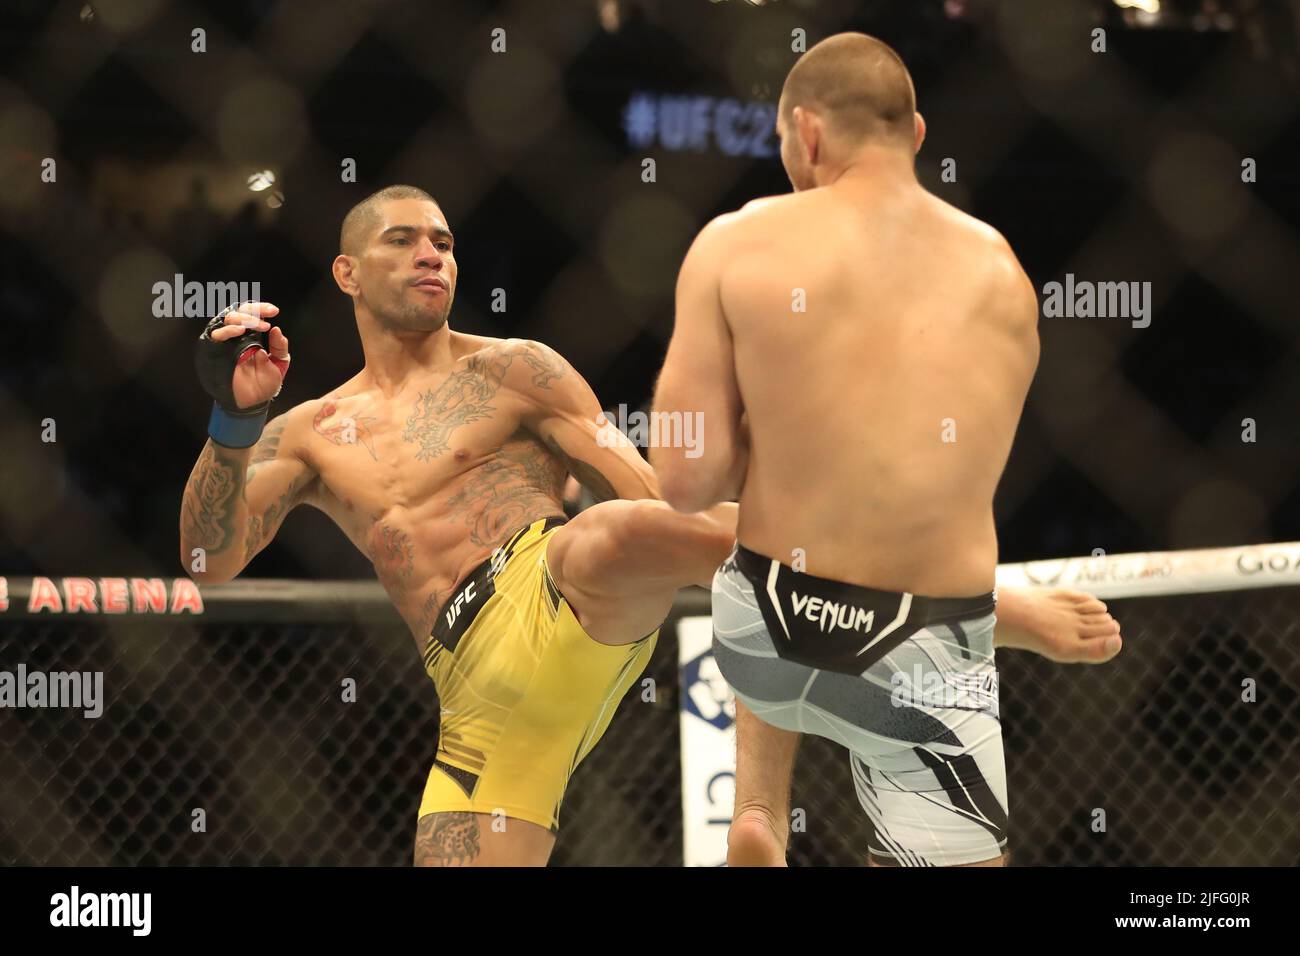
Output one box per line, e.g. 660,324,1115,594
1,0,1298,865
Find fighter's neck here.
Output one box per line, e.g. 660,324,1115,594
819,149,919,192
357,322,457,396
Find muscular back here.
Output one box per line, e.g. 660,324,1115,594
722,186,1039,595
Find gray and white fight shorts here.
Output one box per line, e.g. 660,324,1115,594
712,543,1009,866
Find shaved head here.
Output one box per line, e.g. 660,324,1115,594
340,184,439,256
779,33,916,148
332,185,456,335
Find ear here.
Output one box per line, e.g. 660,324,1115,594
913,111,927,155
793,105,820,165
332,254,358,296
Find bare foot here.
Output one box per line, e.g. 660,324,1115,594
727,807,788,867
996,588,1122,664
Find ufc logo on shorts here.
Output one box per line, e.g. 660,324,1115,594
445,582,478,627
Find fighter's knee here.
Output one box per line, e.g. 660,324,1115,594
557,500,662,587
600,499,665,549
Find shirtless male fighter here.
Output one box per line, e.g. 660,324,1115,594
651,34,1122,868
181,183,1116,867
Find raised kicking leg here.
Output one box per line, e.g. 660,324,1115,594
544,499,738,646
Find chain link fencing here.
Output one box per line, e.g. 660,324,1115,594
1,573,1295,865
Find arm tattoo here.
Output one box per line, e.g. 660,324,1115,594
244,477,303,563
543,435,618,503
248,416,288,467
519,342,565,389
414,812,481,867
182,441,244,555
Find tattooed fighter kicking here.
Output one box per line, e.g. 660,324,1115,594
180,185,1119,867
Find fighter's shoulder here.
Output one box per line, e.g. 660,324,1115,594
480,335,569,370
932,200,1035,314
466,336,574,394
729,193,805,229
686,195,792,257
299,371,369,417
244,396,328,479
977,226,1037,321
280,367,381,436
273,385,353,446
925,194,1013,253
735,193,791,216
268,395,326,443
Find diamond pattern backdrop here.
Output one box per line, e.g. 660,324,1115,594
1,583,1296,865
1,0,1298,864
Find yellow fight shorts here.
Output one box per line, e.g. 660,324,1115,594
418,515,658,832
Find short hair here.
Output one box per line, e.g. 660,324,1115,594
339,185,440,255
779,33,916,147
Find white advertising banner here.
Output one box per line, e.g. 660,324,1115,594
676,614,737,867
